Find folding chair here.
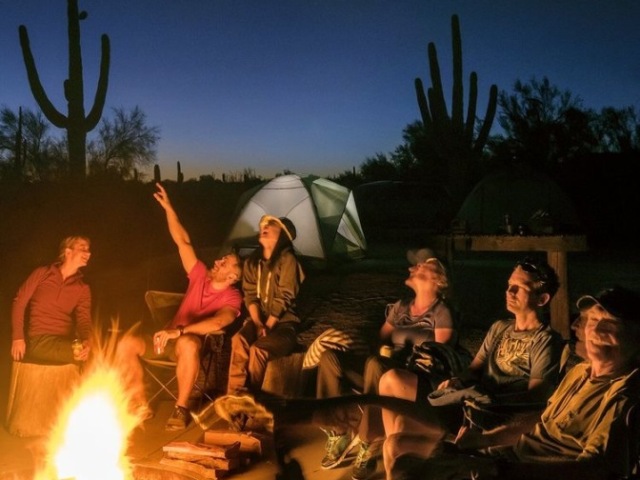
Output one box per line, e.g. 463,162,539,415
142,290,225,408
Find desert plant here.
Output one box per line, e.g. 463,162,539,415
19,0,110,180
177,161,184,184
415,14,498,211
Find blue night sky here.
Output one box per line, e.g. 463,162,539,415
1,1,639,180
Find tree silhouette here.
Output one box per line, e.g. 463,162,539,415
490,76,597,172
593,106,640,153
87,106,160,179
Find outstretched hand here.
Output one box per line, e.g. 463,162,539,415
153,182,172,210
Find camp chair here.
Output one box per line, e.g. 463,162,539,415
142,290,226,408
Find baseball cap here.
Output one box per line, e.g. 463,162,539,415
259,215,297,241
576,285,640,323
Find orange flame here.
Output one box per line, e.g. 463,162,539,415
34,323,145,480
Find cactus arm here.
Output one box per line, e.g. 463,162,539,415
464,72,478,144
415,78,433,129
473,84,498,154
18,25,67,128
451,15,464,134
85,34,110,130
427,43,450,126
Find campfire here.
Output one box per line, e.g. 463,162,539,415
33,332,144,480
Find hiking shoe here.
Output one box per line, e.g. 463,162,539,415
165,405,190,431
320,429,358,469
351,441,379,480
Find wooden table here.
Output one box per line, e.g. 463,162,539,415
432,234,588,339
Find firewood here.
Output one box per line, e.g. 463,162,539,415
163,451,239,471
159,458,218,479
163,441,240,459
203,430,269,456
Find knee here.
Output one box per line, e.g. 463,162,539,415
116,334,144,359
379,368,418,399
175,335,201,359
379,368,402,396
317,349,340,373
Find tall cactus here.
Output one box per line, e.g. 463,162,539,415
177,161,184,184
416,14,497,211
19,0,110,180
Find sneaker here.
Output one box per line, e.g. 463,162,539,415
165,405,190,431
351,441,380,480
320,429,358,469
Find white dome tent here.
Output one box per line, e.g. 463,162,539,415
223,174,367,262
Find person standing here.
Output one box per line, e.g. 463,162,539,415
226,215,304,395
11,235,93,364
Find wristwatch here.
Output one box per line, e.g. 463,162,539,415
177,325,185,336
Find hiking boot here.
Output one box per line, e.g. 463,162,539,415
351,441,380,480
320,429,358,469
165,405,190,431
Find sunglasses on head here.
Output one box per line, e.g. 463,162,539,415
516,258,548,283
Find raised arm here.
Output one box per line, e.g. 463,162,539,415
153,182,197,273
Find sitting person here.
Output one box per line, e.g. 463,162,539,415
115,183,242,431
314,251,463,480
226,214,304,395
389,285,640,480
11,235,93,365
380,256,564,472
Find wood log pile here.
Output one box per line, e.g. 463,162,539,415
160,430,269,479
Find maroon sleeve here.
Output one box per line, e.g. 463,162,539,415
11,266,47,341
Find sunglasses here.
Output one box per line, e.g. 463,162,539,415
516,258,547,284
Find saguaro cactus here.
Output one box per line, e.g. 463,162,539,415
19,0,110,180
416,14,498,210
177,161,184,184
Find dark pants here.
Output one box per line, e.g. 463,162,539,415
26,334,76,364
226,319,298,394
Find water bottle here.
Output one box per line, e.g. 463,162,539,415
504,214,513,235
72,338,83,360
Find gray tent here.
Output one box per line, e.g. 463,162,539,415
455,167,582,235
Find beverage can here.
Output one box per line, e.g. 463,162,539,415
72,338,83,359
154,336,164,355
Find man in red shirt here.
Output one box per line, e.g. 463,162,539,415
11,236,92,364
116,183,242,431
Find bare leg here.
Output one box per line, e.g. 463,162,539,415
174,334,201,408
380,368,420,435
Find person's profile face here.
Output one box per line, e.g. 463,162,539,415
66,239,91,267
211,254,240,283
505,266,538,315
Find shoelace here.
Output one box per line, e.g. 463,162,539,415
354,443,371,466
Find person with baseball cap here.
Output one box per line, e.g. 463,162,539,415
226,214,305,395
390,285,640,480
